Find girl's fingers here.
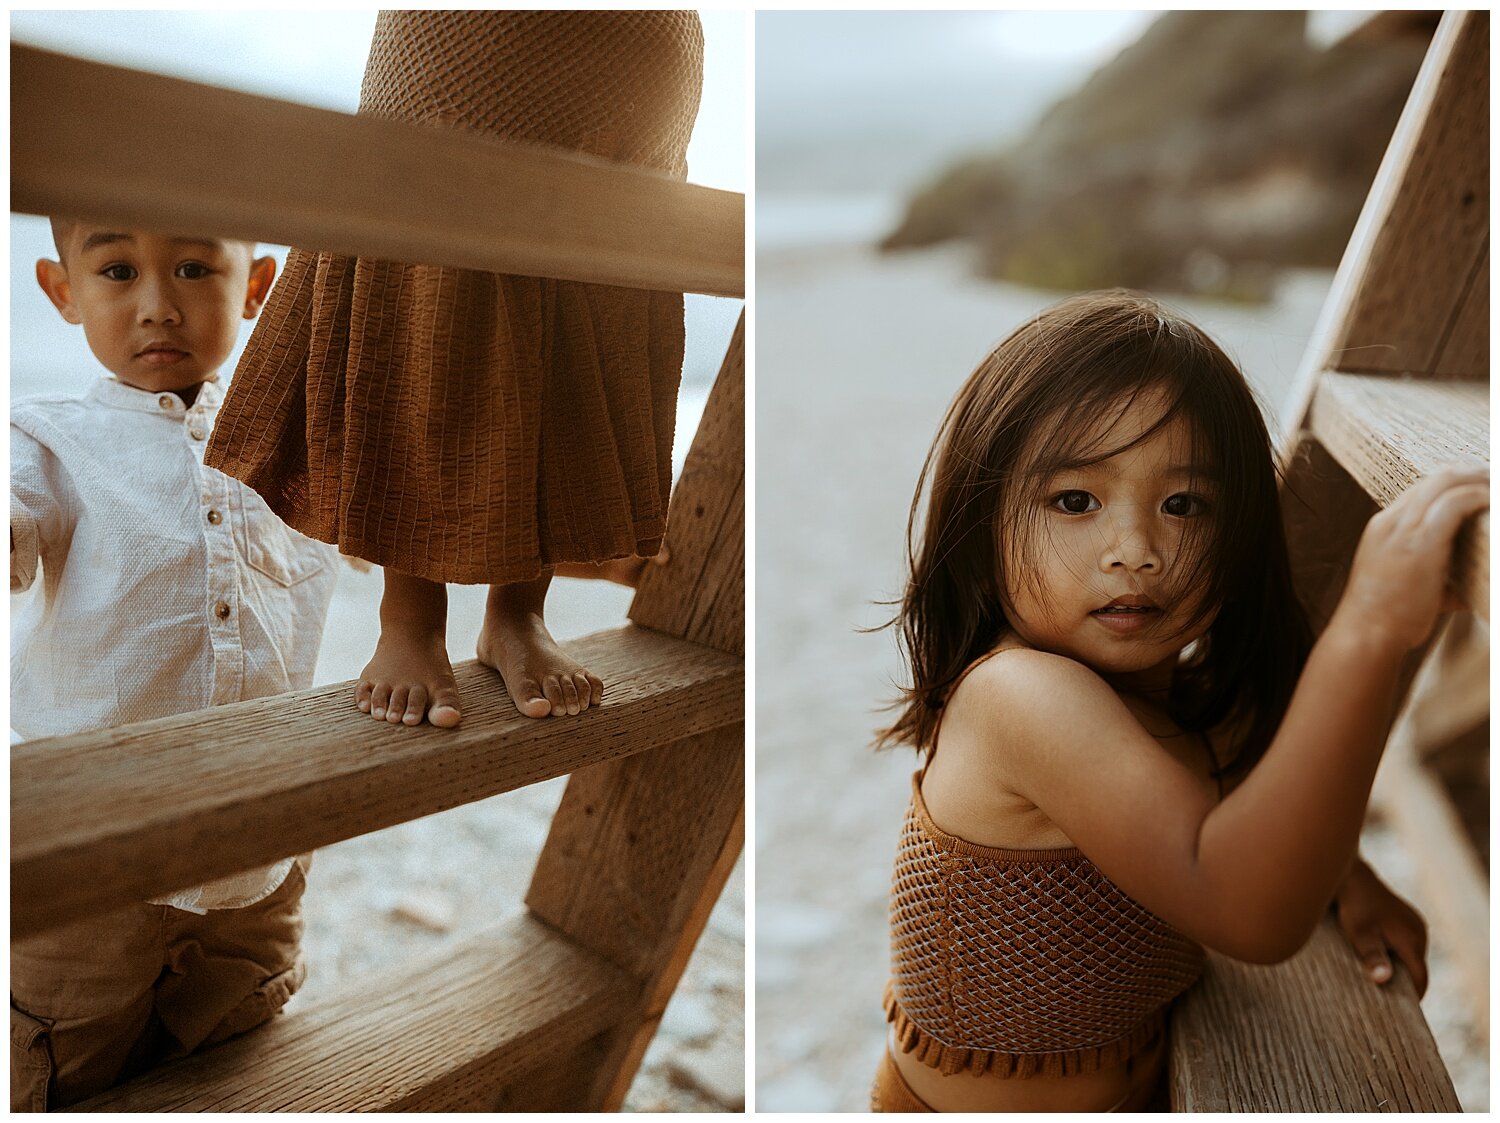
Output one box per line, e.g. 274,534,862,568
1348,933,1394,985
1387,925,1430,997
1417,481,1490,537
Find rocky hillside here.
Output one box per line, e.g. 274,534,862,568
881,11,1434,300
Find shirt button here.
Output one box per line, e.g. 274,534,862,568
189,428,206,441
206,509,223,525
213,600,231,620
158,395,175,410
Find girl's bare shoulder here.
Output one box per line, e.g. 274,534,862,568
924,648,1134,847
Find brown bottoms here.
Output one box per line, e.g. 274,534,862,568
871,1049,935,1112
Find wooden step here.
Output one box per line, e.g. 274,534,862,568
75,913,635,1111
1170,916,1460,1111
1309,372,1489,618
11,45,744,298
12,625,743,938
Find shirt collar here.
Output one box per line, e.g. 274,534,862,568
87,376,223,416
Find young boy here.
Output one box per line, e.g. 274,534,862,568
10,222,339,1110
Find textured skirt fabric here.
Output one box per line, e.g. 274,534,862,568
205,11,705,584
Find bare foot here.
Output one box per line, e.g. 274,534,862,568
476,573,604,718
552,544,669,589
354,571,463,728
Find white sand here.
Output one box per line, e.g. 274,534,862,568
752,242,1485,1110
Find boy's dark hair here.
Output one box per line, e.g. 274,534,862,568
878,289,1312,778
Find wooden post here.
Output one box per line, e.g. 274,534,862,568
512,312,746,1110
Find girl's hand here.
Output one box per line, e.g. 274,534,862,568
1332,470,1488,653
1333,859,1428,995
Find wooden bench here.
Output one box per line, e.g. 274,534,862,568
10,42,744,1112
1169,10,1486,1111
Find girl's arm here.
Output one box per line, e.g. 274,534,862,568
945,470,1486,962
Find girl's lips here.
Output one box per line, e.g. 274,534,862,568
1089,606,1161,634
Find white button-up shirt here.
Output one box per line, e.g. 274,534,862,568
12,376,339,911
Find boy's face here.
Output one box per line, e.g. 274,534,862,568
36,225,275,394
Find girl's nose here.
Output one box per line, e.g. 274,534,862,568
1099,511,1162,574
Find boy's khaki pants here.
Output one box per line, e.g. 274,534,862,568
10,856,309,1112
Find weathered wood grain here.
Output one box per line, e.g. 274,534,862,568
1326,11,1488,377
1431,243,1489,378
517,309,746,1110
1279,436,1382,634
12,626,742,938
1309,372,1488,618
76,914,636,1112
632,312,746,655
1279,11,1487,431
1170,917,1460,1111
11,45,744,298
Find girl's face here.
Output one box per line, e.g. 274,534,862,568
1001,389,1219,680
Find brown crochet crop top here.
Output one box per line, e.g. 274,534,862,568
884,775,1204,1077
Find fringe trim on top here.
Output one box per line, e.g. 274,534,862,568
882,981,1166,1079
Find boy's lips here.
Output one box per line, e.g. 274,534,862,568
137,345,189,366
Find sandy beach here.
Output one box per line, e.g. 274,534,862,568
752,239,1486,1111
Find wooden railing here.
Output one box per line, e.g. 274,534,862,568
10,42,744,1113
1170,10,1486,1111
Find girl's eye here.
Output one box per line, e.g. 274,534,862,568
176,261,212,280
100,263,136,282
1050,490,1099,515
1163,493,1208,517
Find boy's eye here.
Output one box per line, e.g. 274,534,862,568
1049,490,1099,515
176,261,213,280
99,263,137,282
1163,493,1208,517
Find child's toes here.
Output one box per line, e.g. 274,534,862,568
571,671,595,712
386,685,410,724
403,685,428,726
560,675,581,716
370,683,392,721
355,679,374,714
543,676,567,717
428,685,464,728
510,676,552,719
586,673,604,707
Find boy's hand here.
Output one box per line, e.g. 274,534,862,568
1333,858,1428,995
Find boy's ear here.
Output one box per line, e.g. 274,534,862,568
35,259,80,324
242,255,277,319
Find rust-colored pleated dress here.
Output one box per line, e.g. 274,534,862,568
205,10,704,585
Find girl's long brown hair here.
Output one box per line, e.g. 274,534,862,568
878,291,1311,775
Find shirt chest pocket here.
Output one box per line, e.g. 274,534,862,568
229,491,327,588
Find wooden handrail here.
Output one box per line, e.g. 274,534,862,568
11,626,742,938
11,45,745,298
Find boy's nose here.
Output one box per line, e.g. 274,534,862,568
136,280,181,326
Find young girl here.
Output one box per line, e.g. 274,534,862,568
875,291,1486,1113
205,11,704,726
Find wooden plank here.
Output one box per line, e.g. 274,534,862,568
11,626,742,938
1170,917,1461,1111
1279,436,1382,634
76,914,637,1112
1309,372,1488,618
10,45,745,298
517,314,746,1110
631,312,746,655
1279,11,1487,431
1327,11,1487,377
1432,243,1489,378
